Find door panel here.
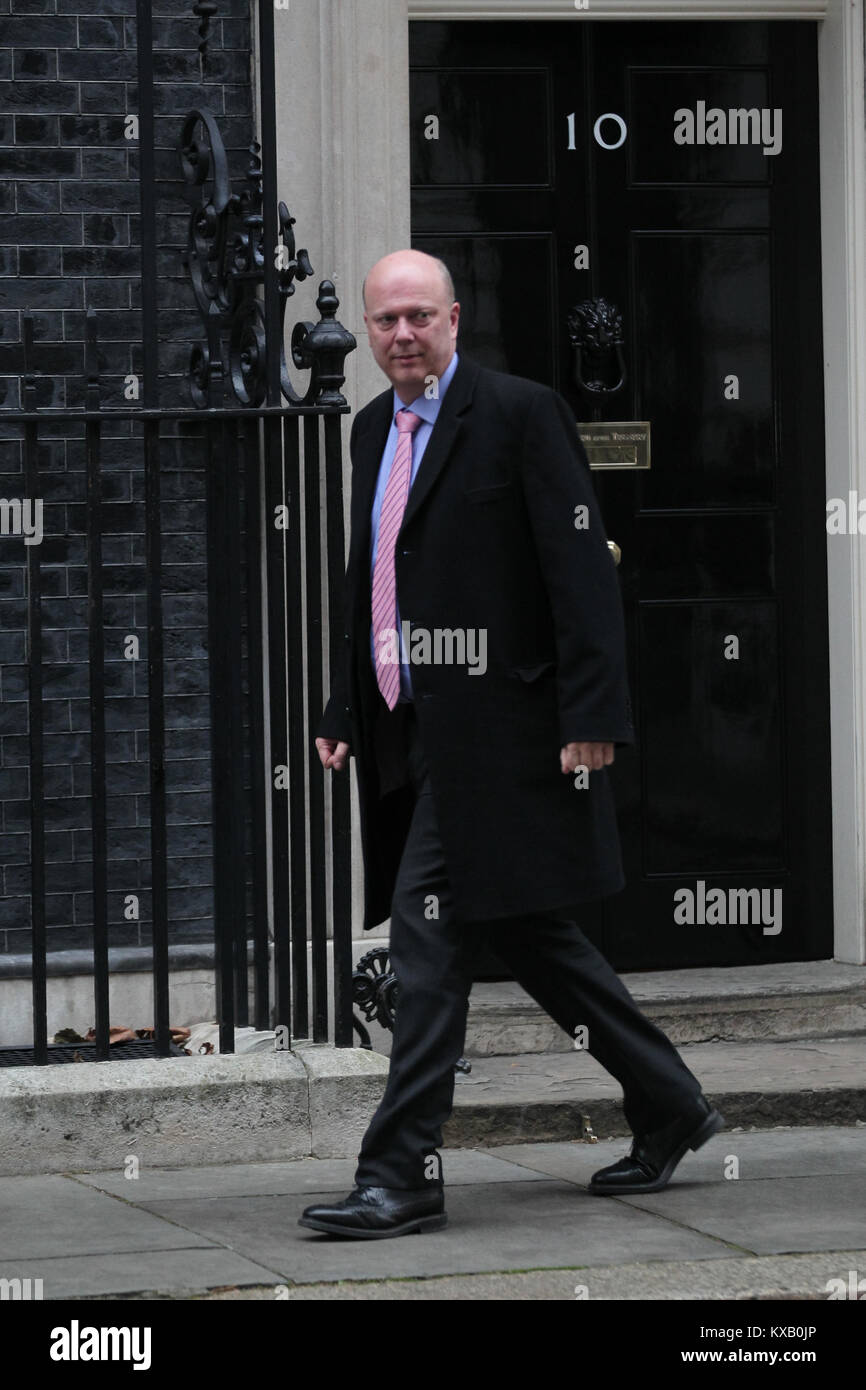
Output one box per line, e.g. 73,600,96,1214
634,233,774,507
430,234,557,380
409,19,832,969
410,68,552,186
629,70,774,184
640,602,785,874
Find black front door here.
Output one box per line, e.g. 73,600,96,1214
409,19,832,969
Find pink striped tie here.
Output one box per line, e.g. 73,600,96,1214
372,409,422,709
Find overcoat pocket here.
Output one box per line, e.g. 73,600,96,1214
509,661,557,682
464,481,514,503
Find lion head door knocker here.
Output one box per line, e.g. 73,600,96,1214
567,297,627,413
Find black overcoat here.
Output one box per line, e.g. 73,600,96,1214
318,353,635,930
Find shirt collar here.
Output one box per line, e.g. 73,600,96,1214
392,349,460,428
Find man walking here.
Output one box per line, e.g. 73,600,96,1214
300,249,723,1239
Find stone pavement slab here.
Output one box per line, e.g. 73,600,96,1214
491,1126,866,1183
138,1179,732,1283
1,1127,863,1299
75,1148,549,1202
194,1249,866,1300
1,1249,283,1302
0,1175,218,1260
616,1175,866,1255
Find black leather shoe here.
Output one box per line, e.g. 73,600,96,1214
298,1185,447,1239
589,1096,725,1196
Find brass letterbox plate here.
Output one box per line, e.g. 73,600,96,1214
578,421,651,470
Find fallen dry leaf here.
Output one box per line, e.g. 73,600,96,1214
135,1026,192,1043
86,1026,137,1044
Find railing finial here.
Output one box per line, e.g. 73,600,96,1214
179,110,355,409
192,2,219,58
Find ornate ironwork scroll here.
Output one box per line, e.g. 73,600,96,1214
179,108,356,409
352,946,471,1073
352,946,399,1049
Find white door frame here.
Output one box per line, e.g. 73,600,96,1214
406,0,865,962
411,1,826,15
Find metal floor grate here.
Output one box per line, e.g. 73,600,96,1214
0,1041,187,1066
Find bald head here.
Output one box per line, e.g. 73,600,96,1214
362,250,455,311
362,249,460,404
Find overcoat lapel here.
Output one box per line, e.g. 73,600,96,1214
348,353,481,561
348,392,391,575
400,355,478,532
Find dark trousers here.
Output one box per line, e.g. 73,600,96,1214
354,704,704,1191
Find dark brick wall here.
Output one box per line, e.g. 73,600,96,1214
0,0,254,955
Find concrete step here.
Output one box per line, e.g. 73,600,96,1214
3,1031,864,1176
461,960,866,1057
443,1035,866,1148
358,958,866,1147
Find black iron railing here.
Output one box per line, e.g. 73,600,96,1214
1,0,358,1063
7,307,355,1061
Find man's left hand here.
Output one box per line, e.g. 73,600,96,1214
560,741,614,774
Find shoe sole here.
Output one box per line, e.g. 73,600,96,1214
588,1107,726,1196
298,1212,448,1239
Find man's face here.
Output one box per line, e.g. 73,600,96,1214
364,266,459,404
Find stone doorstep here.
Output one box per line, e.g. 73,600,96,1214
444,1087,866,1150
462,960,866,1056
446,1080,866,1149
1,1031,865,1177
0,1045,388,1179
445,1034,866,1146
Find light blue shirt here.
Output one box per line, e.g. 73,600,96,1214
369,349,460,701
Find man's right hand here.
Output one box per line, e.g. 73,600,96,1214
316,737,351,771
